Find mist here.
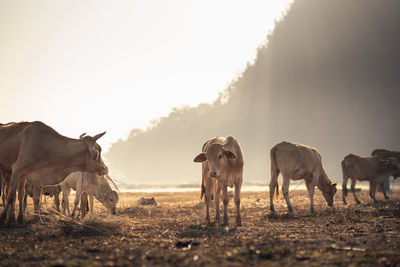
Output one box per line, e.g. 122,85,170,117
105,0,400,185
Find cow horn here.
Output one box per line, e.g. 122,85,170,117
93,131,106,141
79,133,86,139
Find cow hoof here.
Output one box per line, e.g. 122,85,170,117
7,216,16,226
236,220,242,227
17,214,23,224
0,214,6,225
343,201,347,205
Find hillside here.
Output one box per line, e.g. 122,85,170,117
105,0,400,184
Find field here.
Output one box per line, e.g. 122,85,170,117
0,189,400,266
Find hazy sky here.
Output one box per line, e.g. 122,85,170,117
0,0,292,151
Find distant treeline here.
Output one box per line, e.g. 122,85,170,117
105,0,400,184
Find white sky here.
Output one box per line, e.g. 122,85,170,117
0,0,293,151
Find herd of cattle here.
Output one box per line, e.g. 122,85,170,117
0,121,399,227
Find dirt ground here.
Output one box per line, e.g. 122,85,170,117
0,189,399,266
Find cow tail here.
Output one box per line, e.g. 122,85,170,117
270,146,281,200
200,182,206,200
341,160,348,196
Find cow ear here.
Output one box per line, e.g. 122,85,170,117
93,131,106,141
194,153,207,163
224,150,237,160
79,133,86,139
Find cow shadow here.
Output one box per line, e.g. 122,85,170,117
177,223,237,239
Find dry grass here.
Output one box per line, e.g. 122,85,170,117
0,190,399,266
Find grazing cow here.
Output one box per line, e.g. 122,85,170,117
193,136,244,226
269,141,337,214
56,172,119,217
371,149,400,179
24,179,61,212
341,154,400,204
0,121,108,225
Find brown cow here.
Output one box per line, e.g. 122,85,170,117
341,154,400,204
269,141,337,214
371,149,400,179
194,136,244,226
0,121,108,225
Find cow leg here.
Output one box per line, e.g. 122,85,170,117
269,167,280,213
80,192,87,219
0,170,22,225
62,186,70,215
234,179,242,226
350,179,360,204
71,176,83,218
214,181,221,223
54,192,60,212
17,179,26,224
204,177,212,225
23,191,27,213
369,181,377,203
89,194,94,214
342,176,349,204
380,183,389,200
308,176,317,214
282,176,293,213
221,185,229,226
32,185,42,219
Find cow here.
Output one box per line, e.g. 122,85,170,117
269,141,337,214
193,136,244,226
341,154,400,204
0,121,108,225
371,149,400,179
24,179,61,212
55,172,119,218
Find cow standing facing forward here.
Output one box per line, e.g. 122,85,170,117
269,141,337,214
341,154,400,204
194,136,244,226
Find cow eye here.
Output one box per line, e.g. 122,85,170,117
218,154,223,159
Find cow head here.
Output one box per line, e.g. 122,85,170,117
80,132,108,175
193,144,237,179
380,157,400,174
321,182,337,207
98,183,119,214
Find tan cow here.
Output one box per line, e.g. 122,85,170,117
194,136,244,226
0,121,108,225
269,141,337,214
371,149,400,179
341,154,400,204
56,172,119,217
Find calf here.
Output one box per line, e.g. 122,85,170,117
342,154,400,204
269,141,337,214
194,136,244,226
57,172,119,217
24,179,61,212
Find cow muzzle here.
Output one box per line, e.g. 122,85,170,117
97,165,108,176
209,170,220,178
111,207,116,215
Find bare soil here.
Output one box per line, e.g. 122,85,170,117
0,189,399,266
